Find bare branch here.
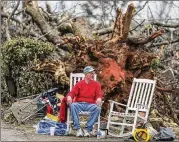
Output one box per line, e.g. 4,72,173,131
151,38,179,47
130,19,145,32
148,5,155,21
2,12,39,37
92,27,113,36
133,1,148,17
2,12,21,23
7,0,20,23
156,86,179,93
5,0,20,40
45,2,52,14
152,22,179,28
127,29,165,45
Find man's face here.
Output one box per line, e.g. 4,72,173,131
86,71,95,81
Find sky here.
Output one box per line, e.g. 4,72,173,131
37,1,179,26
41,1,179,18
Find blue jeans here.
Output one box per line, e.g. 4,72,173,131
70,102,101,132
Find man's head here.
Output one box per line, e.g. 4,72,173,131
83,66,95,82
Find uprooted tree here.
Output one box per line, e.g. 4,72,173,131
1,1,179,130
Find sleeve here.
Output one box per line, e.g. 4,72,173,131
95,82,104,100
66,82,80,99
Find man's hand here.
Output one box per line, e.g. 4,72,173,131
96,98,102,106
67,96,72,105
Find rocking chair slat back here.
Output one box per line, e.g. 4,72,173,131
127,78,156,113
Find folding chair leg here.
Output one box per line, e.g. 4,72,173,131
21,104,47,123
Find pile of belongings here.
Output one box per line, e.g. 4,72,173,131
38,88,61,112
37,88,64,116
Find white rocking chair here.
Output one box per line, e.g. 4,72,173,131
66,73,101,134
107,78,156,137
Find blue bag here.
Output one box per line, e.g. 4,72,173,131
36,119,67,135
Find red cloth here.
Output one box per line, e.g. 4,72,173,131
59,97,68,123
66,80,103,104
46,100,67,123
46,104,54,114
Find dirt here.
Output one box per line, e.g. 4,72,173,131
2,105,178,141
1,102,125,141
1,120,126,141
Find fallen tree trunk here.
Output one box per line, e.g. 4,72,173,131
23,2,165,116
4,2,178,125
25,4,63,45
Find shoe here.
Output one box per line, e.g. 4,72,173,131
76,128,83,137
83,129,90,137
91,129,97,136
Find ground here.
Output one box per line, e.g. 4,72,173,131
1,102,127,141
1,104,178,141
1,120,127,141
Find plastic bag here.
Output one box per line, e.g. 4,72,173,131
36,119,66,135
153,127,175,141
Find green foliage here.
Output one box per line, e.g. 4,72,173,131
1,37,54,104
151,58,160,70
2,37,53,66
93,34,100,40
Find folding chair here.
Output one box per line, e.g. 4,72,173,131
107,78,156,137
66,73,101,134
16,88,59,123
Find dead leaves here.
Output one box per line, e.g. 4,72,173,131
31,60,69,85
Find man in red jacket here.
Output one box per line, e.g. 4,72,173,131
66,66,103,137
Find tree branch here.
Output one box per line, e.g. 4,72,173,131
133,1,148,17
127,29,165,45
151,38,179,47
130,19,145,32
25,3,64,45
92,27,113,36
148,5,155,20
5,0,20,40
2,12,39,37
122,3,135,39
152,22,179,28
156,86,179,93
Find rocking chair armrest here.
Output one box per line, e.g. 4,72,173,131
108,100,127,107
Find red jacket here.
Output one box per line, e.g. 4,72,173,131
66,80,103,104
